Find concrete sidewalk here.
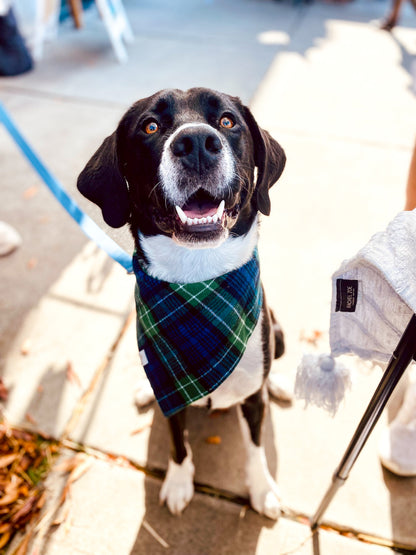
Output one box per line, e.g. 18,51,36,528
1,0,416,553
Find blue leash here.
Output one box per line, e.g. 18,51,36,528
0,102,133,273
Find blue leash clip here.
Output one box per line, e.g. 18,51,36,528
0,102,133,274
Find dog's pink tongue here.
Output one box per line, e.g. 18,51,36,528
182,202,218,219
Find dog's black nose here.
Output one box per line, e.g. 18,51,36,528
171,128,222,172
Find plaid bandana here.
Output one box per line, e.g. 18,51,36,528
133,250,262,417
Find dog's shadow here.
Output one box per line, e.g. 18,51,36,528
129,403,279,555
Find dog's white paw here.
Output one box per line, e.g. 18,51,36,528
246,446,281,520
267,372,293,403
160,455,195,515
134,378,155,408
249,479,281,520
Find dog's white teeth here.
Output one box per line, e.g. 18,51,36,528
175,205,188,224
179,200,226,227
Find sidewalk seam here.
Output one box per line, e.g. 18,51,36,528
60,438,416,554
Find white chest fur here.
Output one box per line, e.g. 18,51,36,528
139,218,259,284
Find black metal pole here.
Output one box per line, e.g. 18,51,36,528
310,314,416,530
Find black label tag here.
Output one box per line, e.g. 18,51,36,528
336,279,358,312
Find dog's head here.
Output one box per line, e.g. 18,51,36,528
77,88,286,248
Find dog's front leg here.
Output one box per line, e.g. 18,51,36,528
160,409,195,515
239,388,281,520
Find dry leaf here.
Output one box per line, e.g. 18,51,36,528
66,455,92,485
55,453,86,474
36,491,47,510
23,186,39,200
0,523,11,534
0,531,11,549
205,435,221,445
58,453,93,503
0,421,57,552
20,339,32,356
11,491,42,523
13,529,32,555
209,409,229,418
0,379,8,401
0,489,20,507
130,420,152,436
51,503,70,527
0,453,19,469
25,413,37,425
299,329,323,346
66,362,81,388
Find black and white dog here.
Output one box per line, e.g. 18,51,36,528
77,88,287,519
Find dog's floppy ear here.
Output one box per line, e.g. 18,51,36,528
242,107,286,216
77,131,130,228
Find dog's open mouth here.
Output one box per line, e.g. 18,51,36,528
171,189,238,246
175,190,225,232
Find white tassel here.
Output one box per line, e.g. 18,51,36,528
295,353,351,416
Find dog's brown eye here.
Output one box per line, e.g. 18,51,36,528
144,121,159,134
219,115,235,129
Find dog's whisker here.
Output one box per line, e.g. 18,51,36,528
148,181,161,199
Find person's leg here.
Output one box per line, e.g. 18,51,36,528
379,140,416,476
405,141,416,210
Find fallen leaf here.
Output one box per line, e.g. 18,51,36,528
0,523,11,534
66,455,92,485
0,489,20,507
209,409,229,418
37,490,47,510
11,490,42,523
299,329,323,346
25,413,37,426
0,453,19,469
51,503,70,527
0,531,11,549
58,453,93,503
205,435,221,445
130,420,152,436
0,421,58,552
66,362,81,388
0,379,8,401
55,453,86,474
13,528,32,555
20,339,32,356
23,186,39,200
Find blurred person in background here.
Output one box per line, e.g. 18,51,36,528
0,0,33,76
0,0,31,254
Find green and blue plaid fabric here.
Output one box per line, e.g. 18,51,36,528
133,250,262,417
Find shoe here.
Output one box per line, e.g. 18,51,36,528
0,221,22,256
379,371,416,477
